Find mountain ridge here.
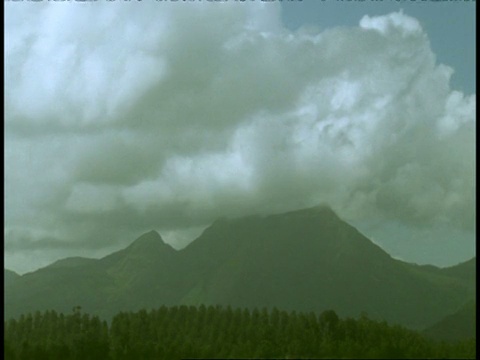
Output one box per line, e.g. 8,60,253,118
4,206,475,332
4,269,20,287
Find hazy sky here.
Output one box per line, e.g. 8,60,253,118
5,0,475,274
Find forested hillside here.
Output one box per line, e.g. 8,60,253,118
4,305,475,360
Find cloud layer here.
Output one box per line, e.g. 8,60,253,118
5,2,475,273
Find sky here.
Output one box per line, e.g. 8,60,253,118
4,0,476,274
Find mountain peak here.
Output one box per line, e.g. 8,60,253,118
144,229,162,238
272,204,340,221
303,204,338,215
127,230,173,252
5,207,475,331
4,269,20,278
4,269,21,287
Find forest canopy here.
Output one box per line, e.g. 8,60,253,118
4,305,476,359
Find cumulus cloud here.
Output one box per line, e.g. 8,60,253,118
5,2,475,273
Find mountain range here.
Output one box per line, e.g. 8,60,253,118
4,206,475,333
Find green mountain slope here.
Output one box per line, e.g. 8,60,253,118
100,230,186,314
4,269,20,287
177,206,474,329
423,300,476,342
4,231,182,320
4,206,475,330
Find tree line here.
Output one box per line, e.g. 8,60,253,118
4,304,476,359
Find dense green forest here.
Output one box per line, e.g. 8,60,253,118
4,305,475,359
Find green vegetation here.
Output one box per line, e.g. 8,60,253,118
4,305,476,359
423,300,476,342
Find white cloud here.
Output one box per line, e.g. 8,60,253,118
359,11,422,36
4,3,475,273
